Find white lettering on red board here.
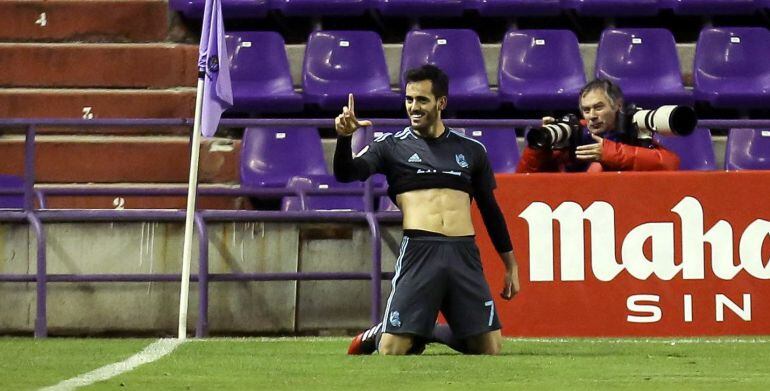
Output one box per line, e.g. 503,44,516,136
519,196,770,282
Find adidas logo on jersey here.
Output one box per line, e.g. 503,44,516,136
408,153,422,163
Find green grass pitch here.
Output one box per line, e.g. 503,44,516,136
2,337,770,390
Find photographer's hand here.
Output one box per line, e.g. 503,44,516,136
575,133,604,162
541,116,556,126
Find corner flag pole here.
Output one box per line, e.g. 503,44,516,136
177,0,231,339
178,71,206,340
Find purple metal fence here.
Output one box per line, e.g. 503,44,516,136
0,117,765,338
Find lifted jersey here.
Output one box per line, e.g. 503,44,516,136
356,127,496,202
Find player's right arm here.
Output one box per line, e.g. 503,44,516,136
334,94,376,183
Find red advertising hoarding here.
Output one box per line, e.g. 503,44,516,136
475,171,770,337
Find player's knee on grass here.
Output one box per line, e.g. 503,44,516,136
465,330,503,355
378,333,414,355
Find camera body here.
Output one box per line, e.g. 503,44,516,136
526,105,697,150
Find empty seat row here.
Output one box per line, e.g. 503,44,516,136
170,0,768,18
235,126,770,211
0,128,765,211
226,27,770,114
240,126,521,192
239,126,769,185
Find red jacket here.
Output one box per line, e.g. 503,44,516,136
516,139,680,173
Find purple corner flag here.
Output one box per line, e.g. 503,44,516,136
198,0,233,137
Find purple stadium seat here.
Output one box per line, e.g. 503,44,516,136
270,0,370,16
694,27,770,109
378,195,399,211
460,128,520,173
498,29,586,110
465,0,562,16
724,128,770,170
401,29,499,111
0,175,24,209
471,128,521,173
240,127,328,188
281,175,366,211
169,0,269,18
303,31,401,111
662,0,758,15
596,28,692,107
372,0,465,17
225,31,303,113
563,0,660,16
654,128,716,170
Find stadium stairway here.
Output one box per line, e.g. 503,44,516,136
0,0,172,42
0,0,242,209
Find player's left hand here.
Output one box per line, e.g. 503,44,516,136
575,133,604,162
500,254,520,300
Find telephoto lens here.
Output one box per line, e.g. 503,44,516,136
632,105,697,137
526,115,579,149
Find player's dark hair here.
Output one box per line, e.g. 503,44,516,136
404,64,449,99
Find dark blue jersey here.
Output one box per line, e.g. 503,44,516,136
333,126,512,253
355,127,496,202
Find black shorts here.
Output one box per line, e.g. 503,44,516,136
382,233,502,339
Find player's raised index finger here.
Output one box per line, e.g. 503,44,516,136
348,93,354,114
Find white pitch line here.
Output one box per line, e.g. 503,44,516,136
40,338,184,391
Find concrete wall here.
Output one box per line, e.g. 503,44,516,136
0,221,403,336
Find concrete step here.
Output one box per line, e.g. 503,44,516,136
0,88,196,118
0,0,171,42
0,88,196,134
0,136,240,183
40,192,244,210
0,43,198,88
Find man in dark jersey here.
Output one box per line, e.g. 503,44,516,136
334,64,520,355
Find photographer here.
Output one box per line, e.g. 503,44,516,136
516,79,680,173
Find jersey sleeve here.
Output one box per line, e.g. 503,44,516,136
333,133,392,182
354,132,392,174
471,145,497,193
472,146,513,254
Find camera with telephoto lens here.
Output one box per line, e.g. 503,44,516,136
526,114,581,150
619,104,697,140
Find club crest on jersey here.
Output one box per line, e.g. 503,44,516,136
455,154,469,168
389,311,401,328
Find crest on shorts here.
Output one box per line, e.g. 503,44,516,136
455,154,469,168
389,311,401,328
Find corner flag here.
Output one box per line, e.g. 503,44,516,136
198,0,232,137
179,0,232,339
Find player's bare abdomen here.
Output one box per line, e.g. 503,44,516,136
397,188,475,236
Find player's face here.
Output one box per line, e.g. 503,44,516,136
580,89,621,135
405,80,445,132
